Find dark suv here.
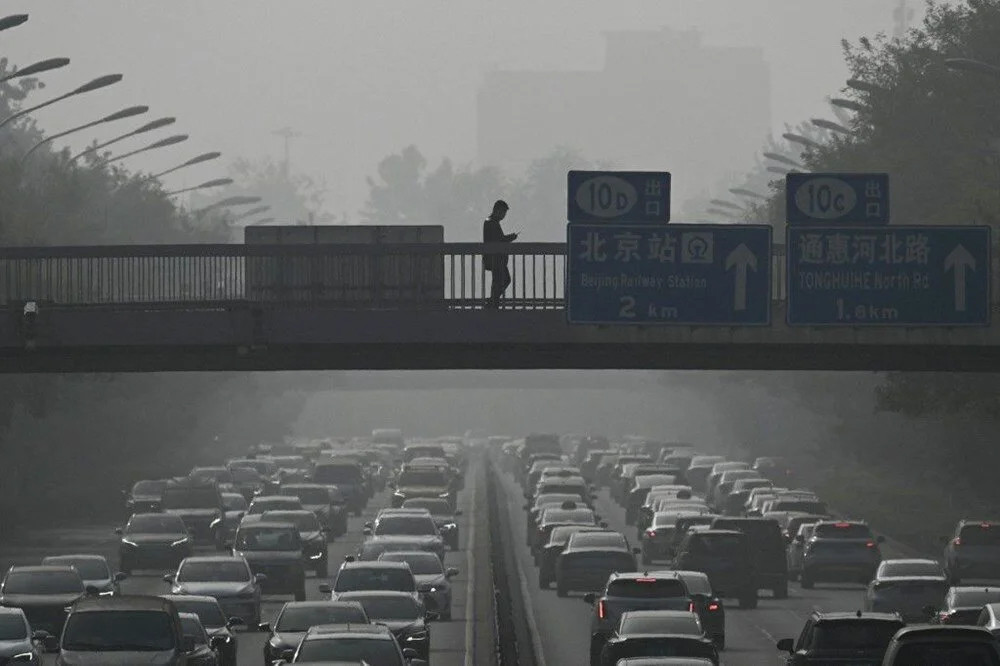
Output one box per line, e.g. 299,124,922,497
311,461,366,516
231,522,306,601
159,483,224,545
776,610,905,665
672,529,758,609
711,517,788,598
943,520,1000,584
800,521,884,588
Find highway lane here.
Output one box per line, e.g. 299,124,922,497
0,462,484,666
493,462,916,666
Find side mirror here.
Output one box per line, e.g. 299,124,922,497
319,584,332,594
794,535,804,543
599,521,608,529
454,509,463,516
776,638,795,653
632,547,641,555
228,617,245,628
590,494,599,500
85,585,101,596
594,514,602,522
162,574,174,583
254,573,268,583
182,635,196,652
42,634,59,652
364,521,373,529
363,527,372,536
257,622,271,632
922,604,939,618
114,572,128,582
425,611,440,622
446,567,459,578
583,592,597,605
114,527,123,536
402,648,420,659
281,648,296,661
224,542,234,550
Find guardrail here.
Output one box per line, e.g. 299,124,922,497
0,242,789,309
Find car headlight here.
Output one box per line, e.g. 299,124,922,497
120,538,139,547
237,584,257,598
442,523,457,530
210,518,222,528
99,590,115,597
11,652,33,661
438,492,451,499
309,552,324,560
171,538,190,547
393,491,406,498
405,631,428,641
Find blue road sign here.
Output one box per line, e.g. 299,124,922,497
786,173,889,225
787,225,990,326
567,170,671,223
567,224,772,325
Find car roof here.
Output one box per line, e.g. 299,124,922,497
333,590,418,599
41,554,108,563
72,595,175,612
304,623,394,638
610,571,681,582
623,609,699,619
812,611,903,622
891,625,995,640
281,484,327,490
240,521,297,530
0,606,26,617
690,529,744,538
281,600,366,609
341,560,411,570
182,555,247,563
6,564,78,574
161,594,221,604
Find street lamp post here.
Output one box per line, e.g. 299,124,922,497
96,133,188,167
21,105,148,163
147,151,221,179
0,73,124,131
0,57,70,85
70,116,176,162
166,178,234,197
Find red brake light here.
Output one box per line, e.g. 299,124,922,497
598,600,606,619
866,541,876,548
645,529,656,538
688,601,695,612
635,578,657,583
982,523,992,528
834,522,851,528
953,537,962,546
707,602,720,611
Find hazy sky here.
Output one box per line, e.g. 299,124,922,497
7,1,916,222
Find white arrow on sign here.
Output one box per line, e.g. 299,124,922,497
725,243,758,311
944,244,976,312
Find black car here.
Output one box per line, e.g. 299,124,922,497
178,612,220,666
674,570,726,649
261,510,329,577
162,594,242,666
710,517,789,598
672,529,758,609
124,478,171,515
539,526,606,589
0,565,86,637
231,522,306,600
335,590,434,661
280,484,348,538
312,460,367,516
776,610,905,665
391,466,455,510
160,483,225,546
259,600,369,665
117,513,193,574
555,531,639,597
600,633,719,666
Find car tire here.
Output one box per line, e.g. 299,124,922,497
713,634,725,650
539,577,549,589
295,582,306,602
773,581,789,599
556,582,568,597
800,573,814,589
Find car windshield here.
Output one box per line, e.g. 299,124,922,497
812,621,903,650
3,570,83,595
397,470,448,486
283,488,330,504
814,523,872,539
222,495,247,511
953,589,1000,608
62,611,175,652
402,499,451,514
44,558,110,580
607,579,687,598
569,533,627,549
771,500,828,514
959,525,1000,546
313,465,361,484
177,561,250,583
374,516,437,536
297,637,401,665
161,488,219,510
229,467,261,483
179,615,208,643
190,469,232,484
128,515,185,534
170,599,225,627
894,641,1000,665
276,604,368,631
379,552,444,575
352,595,423,620
236,527,301,551
678,575,712,596
263,512,321,531
882,561,944,578
542,509,593,524
249,498,301,514
620,613,701,636
132,480,168,496
0,614,26,640
334,568,415,592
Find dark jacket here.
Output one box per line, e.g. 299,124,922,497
483,217,516,271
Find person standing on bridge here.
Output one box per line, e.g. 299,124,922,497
483,199,517,309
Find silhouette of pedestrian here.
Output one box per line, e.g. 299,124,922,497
483,200,517,309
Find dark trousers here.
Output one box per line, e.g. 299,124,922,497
488,264,511,308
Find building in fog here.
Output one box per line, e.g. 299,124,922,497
476,28,771,212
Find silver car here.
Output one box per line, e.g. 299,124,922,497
378,551,459,620
165,556,264,627
863,559,948,622
41,555,126,597
0,607,43,664
787,522,816,580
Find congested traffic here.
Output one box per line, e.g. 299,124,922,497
0,430,471,665
498,433,1000,665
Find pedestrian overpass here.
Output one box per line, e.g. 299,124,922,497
0,241,997,373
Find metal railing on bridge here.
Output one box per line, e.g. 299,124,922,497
0,242,789,309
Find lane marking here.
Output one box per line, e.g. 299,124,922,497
463,464,478,666
505,471,548,666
